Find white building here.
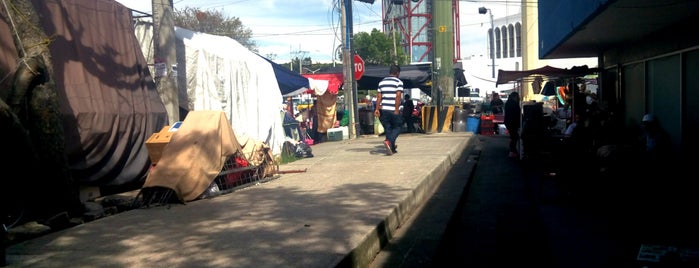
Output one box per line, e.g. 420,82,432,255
459,10,597,101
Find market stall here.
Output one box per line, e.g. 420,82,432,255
495,65,600,160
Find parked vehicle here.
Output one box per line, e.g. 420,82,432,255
468,91,484,103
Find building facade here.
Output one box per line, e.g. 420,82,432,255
537,0,699,161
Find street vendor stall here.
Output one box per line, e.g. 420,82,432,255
495,65,600,159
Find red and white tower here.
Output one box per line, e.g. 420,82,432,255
381,0,460,63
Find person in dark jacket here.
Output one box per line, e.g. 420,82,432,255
402,94,415,133
504,91,521,158
490,91,504,114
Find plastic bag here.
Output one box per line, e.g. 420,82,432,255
340,109,349,126
374,116,384,135
295,142,314,158
302,130,314,145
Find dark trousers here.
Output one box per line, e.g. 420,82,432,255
403,114,415,133
507,127,520,153
379,110,403,147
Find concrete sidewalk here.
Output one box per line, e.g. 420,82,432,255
5,132,474,268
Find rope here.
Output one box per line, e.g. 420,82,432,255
0,63,19,85
1,0,27,57
1,0,54,76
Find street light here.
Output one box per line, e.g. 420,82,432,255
478,7,495,78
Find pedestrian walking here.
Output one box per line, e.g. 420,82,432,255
504,91,521,158
375,64,404,155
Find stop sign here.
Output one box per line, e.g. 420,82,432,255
353,54,365,80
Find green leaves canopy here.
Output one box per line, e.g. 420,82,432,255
353,28,408,66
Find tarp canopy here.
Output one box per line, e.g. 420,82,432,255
496,65,599,86
302,73,343,95
143,111,241,202
317,64,433,95
315,63,467,96
359,64,432,91
0,0,168,188
172,26,286,156
133,20,325,156
257,55,312,97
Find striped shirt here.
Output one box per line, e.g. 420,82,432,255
377,76,403,112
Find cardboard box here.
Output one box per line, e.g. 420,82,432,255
79,186,101,203
145,126,172,164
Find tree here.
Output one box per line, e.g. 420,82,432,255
265,53,278,61
289,57,313,73
353,29,408,65
0,0,82,227
173,7,257,52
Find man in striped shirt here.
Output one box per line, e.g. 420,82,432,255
374,64,403,155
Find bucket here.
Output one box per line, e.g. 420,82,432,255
452,108,468,132
467,116,480,133
498,124,507,135
452,121,467,132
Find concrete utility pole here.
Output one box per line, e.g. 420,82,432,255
341,0,358,139
432,0,455,132
433,0,455,102
152,0,179,124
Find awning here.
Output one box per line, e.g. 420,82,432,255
496,65,599,86
257,54,311,97
302,73,343,95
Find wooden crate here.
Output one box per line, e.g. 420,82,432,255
480,119,494,136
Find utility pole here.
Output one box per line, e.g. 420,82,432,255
341,0,358,139
432,0,455,132
433,0,454,102
153,0,179,124
296,47,308,74
479,7,495,78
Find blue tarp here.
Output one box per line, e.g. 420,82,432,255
257,54,310,97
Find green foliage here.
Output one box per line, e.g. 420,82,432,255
173,6,258,52
353,29,408,65
280,142,300,164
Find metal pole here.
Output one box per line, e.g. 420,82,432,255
342,0,358,139
489,10,495,78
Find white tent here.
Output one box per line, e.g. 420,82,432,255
174,27,285,156
133,19,287,156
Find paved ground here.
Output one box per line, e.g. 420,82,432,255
4,132,471,267
368,134,699,268
4,131,699,267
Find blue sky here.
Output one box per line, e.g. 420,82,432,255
115,0,520,64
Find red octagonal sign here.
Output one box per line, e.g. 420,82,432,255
353,54,365,80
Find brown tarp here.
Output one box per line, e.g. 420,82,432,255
143,111,243,202
0,0,167,187
316,92,338,133
496,65,599,86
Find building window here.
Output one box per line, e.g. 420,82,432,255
515,22,522,57
495,27,501,59
488,28,494,60
501,25,508,58
508,24,515,58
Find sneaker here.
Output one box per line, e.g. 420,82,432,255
392,144,398,153
384,140,393,155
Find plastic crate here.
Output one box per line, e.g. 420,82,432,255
327,128,343,141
